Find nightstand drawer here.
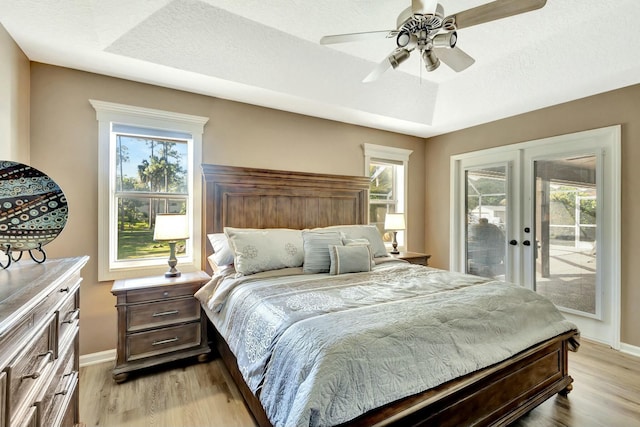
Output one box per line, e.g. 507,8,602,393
126,283,198,304
127,322,201,361
127,298,200,332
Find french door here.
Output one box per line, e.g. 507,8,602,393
450,126,621,347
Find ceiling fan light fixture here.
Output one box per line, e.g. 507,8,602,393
397,31,411,47
433,31,457,48
422,49,440,71
389,49,411,69
396,31,417,49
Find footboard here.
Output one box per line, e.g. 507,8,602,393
213,326,575,427
347,331,575,427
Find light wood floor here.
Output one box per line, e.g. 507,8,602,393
80,340,640,427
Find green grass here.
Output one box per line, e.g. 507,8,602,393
117,221,188,260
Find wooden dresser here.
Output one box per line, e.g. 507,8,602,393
0,256,88,427
111,271,211,383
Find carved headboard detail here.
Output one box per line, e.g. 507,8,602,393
201,164,369,273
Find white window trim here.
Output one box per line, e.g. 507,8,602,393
90,100,209,281
363,143,413,250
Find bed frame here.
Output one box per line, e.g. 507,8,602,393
201,164,575,427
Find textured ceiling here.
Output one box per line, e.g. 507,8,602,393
2,0,640,137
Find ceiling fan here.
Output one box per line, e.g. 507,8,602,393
320,0,547,82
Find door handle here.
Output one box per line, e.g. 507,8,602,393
509,240,518,246
523,240,531,246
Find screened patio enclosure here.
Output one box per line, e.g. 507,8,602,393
466,155,597,314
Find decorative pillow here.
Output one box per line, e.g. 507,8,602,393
329,244,373,275
343,238,370,246
224,227,304,275
323,225,389,258
207,233,235,267
343,238,375,264
302,230,344,273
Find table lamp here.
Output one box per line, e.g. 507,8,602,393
384,213,405,255
153,213,189,277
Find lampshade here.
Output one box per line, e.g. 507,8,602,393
153,214,189,241
384,213,406,231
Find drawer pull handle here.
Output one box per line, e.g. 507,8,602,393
21,350,53,381
152,310,179,317
163,291,170,297
55,371,77,396
62,308,80,324
59,287,70,293
152,337,179,346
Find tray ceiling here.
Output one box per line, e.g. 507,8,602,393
2,0,640,137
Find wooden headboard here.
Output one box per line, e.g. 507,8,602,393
201,164,370,273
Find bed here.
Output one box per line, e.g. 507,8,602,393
198,164,579,427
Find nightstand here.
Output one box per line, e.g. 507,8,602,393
391,251,431,266
111,270,211,383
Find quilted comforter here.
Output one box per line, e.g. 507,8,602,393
195,261,578,427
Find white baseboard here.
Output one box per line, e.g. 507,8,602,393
79,349,116,367
620,342,640,358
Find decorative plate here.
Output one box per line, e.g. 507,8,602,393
0,161,68,252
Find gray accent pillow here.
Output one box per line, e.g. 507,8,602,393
302,230,343,273
322,225,389,258
329,244,373,275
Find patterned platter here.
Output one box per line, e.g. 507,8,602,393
0,161,68,252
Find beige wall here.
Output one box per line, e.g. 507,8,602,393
29,63,426,355
0,23,30,162
424,84,640,347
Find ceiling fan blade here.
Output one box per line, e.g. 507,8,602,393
448,0,547,30
435,46,475,72
362,53,395,83
320,30,396,45
412,0,438,15
397,6,413,27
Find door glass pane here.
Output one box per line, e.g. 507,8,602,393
534,155,597,314
465,166,507,280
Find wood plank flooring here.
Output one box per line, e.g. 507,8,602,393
79,339,640,427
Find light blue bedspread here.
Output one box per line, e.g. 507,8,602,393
196,262,578,427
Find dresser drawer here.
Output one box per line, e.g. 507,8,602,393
127,298,200,332
126,283,199,304
5,316,55,424
34,277,81,330
15,406,36,427
36,334,77,427
56,290,79,349
127,322,201,361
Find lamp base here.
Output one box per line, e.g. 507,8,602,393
165,241,181,278
390,231,400,255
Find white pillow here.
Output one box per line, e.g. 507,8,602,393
322,225,389,258
207,233,235,267
302,230,343,273
224,227,304,275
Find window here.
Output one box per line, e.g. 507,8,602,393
91,100,209,281
363,143,412,250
